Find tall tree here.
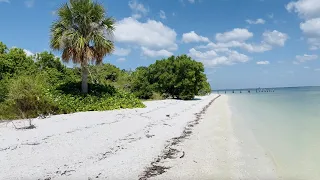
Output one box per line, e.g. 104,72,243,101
50,0,115,93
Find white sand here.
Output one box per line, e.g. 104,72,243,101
0,94,279,180
151,95,279,180
0,94,218,180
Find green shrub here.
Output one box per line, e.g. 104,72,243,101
130,67,153,99
198,81,212,96
51,81,144,113
0,78,9,102
0,75,58,119
88,64,133,92
0,42,146,120
56,81,117,96
151,92,165,100
88,63,122,83
0,48,36,80
0,78,145,120
0,101,16,120
53,92,145,114
35,51,65,72
147,55,211,100
177,88,196,100
129,55,211,100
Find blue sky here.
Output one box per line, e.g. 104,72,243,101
1,0,320,89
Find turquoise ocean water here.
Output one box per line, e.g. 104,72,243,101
222,87,320,180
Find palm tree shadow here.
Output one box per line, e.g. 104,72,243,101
191,98,202,101
182,98,202,101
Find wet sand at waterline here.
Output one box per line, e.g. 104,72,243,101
151,95,278,180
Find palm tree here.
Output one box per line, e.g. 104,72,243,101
50,0,115,93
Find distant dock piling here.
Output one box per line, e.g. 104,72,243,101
215,88,275,94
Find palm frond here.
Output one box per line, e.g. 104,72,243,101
50,0,115,65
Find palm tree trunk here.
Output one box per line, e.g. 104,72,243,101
81,62,89,94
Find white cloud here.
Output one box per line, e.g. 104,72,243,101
159,10,166,19
300,18,320,37
227,50,250,63
129,0,148,14
197,41,272,53
297,54,318,61
256,61,270,65
215,28,253,42
246,18,266,24
241,43,273,53
132,14,142,19
117,57,126,62
188,48,249,66
182,31,210,43
294,54,318,64
0,0,10,3
180,0,198,3
24,0,34,8
194,29,286,59
268,13,274,19
262,30,289,46
129,0,148,19
315,68,320,71
308,38,320,50
114,47,131,56
287,0,320,49
115,17,177,51
23,49,34,56
213,47,230,52
300,18,320,49
189,48,217,60
286,0,320,19
141,47,173,57
304,66,310,69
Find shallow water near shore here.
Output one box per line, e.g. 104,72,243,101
226,87,320,180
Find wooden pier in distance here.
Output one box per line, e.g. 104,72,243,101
215,88,275,94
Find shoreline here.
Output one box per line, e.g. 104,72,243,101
150,95,278,180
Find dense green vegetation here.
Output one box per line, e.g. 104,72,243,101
0,46,144,120
131,55,211,100
0,42,211,120
0,0,211,120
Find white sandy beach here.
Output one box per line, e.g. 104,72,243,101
151,95,278,180
0,94,278,180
